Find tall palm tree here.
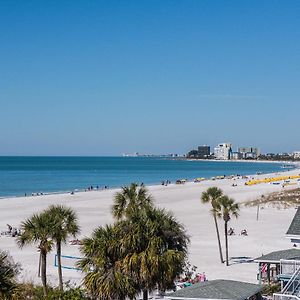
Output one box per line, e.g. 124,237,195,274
201,187,224,263
113,183,188,300
113,183,160,300
219,196,239,266
45,205,80,291
112,183,153,220
0,250,20,299
17,212,53,296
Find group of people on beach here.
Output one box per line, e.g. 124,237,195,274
24,192,44,197
161,180,171,186
176,272,207,290
1,224,21,237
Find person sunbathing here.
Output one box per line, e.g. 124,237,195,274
228,227,235,235
7,224,12,234
241,229,248,236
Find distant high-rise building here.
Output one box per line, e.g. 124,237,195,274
293,151,300,159
230,152,243,160
238,147,252,155
238,147,260,158
214,143,232,160
198,145,210,158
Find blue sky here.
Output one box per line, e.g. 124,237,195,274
0,0,299,155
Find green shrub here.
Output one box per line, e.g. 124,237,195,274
262,282,281,295
13,283,90,300
0,250,20,299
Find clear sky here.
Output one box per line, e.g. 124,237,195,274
0,1,299,155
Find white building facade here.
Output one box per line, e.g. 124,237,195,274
293,151,300,159
214,143,232,160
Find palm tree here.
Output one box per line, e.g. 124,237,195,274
120,207,189,300
78,224,138,299
45,205,80,291
17,212,53,296
80,183,189,300
79,209,189,300
201,187,224,263
219,196,239,266
113,183,188,300
0,250,20,299
112,183,153,220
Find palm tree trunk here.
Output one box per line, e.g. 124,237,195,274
57,241,63,291
41,251,47,296
143,289,148,300
213,213,224,263
38,252,41,277
224,221,229,266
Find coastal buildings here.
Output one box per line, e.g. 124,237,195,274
197,145,210,157
230,152,243,160
238,147,261,159
286,207,300,244
270,208,300,299
214,143,232,160
293,151,300,159
187,145,211,159
254,248,300,284
187,143,300,161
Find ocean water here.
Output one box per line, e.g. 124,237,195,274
0,156,285,197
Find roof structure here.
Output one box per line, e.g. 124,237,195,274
287,207,300,236
254,248,300,263
165,279,263,300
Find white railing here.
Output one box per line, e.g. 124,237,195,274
273,294,300,300
274,260,300,300
281,268,300,294
281,260,300,277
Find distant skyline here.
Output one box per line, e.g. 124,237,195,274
0,1,299,155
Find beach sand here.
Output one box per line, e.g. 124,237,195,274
1,167,300,286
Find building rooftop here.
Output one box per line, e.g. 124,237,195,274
165,279,263,300
255,248,300,263
287,207,300,236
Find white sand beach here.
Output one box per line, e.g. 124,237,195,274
1,167,300,286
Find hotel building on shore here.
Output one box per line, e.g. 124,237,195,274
214,143,232,160
238,147,261,159
293,151,300,159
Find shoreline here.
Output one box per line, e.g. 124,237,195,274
1,167,300,285
186,158,300,165
1,160,297,200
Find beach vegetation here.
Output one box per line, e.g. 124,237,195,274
261,282,281,295
0,250,20,299
112,182,153,220
44,205,80,291
12,282,90,300
245,188,300,209
201,187,224,263
17,212,53,297
78,224,138,299
79,183,189,300
218,196,239,266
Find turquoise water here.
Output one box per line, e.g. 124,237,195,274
0,156,284,197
